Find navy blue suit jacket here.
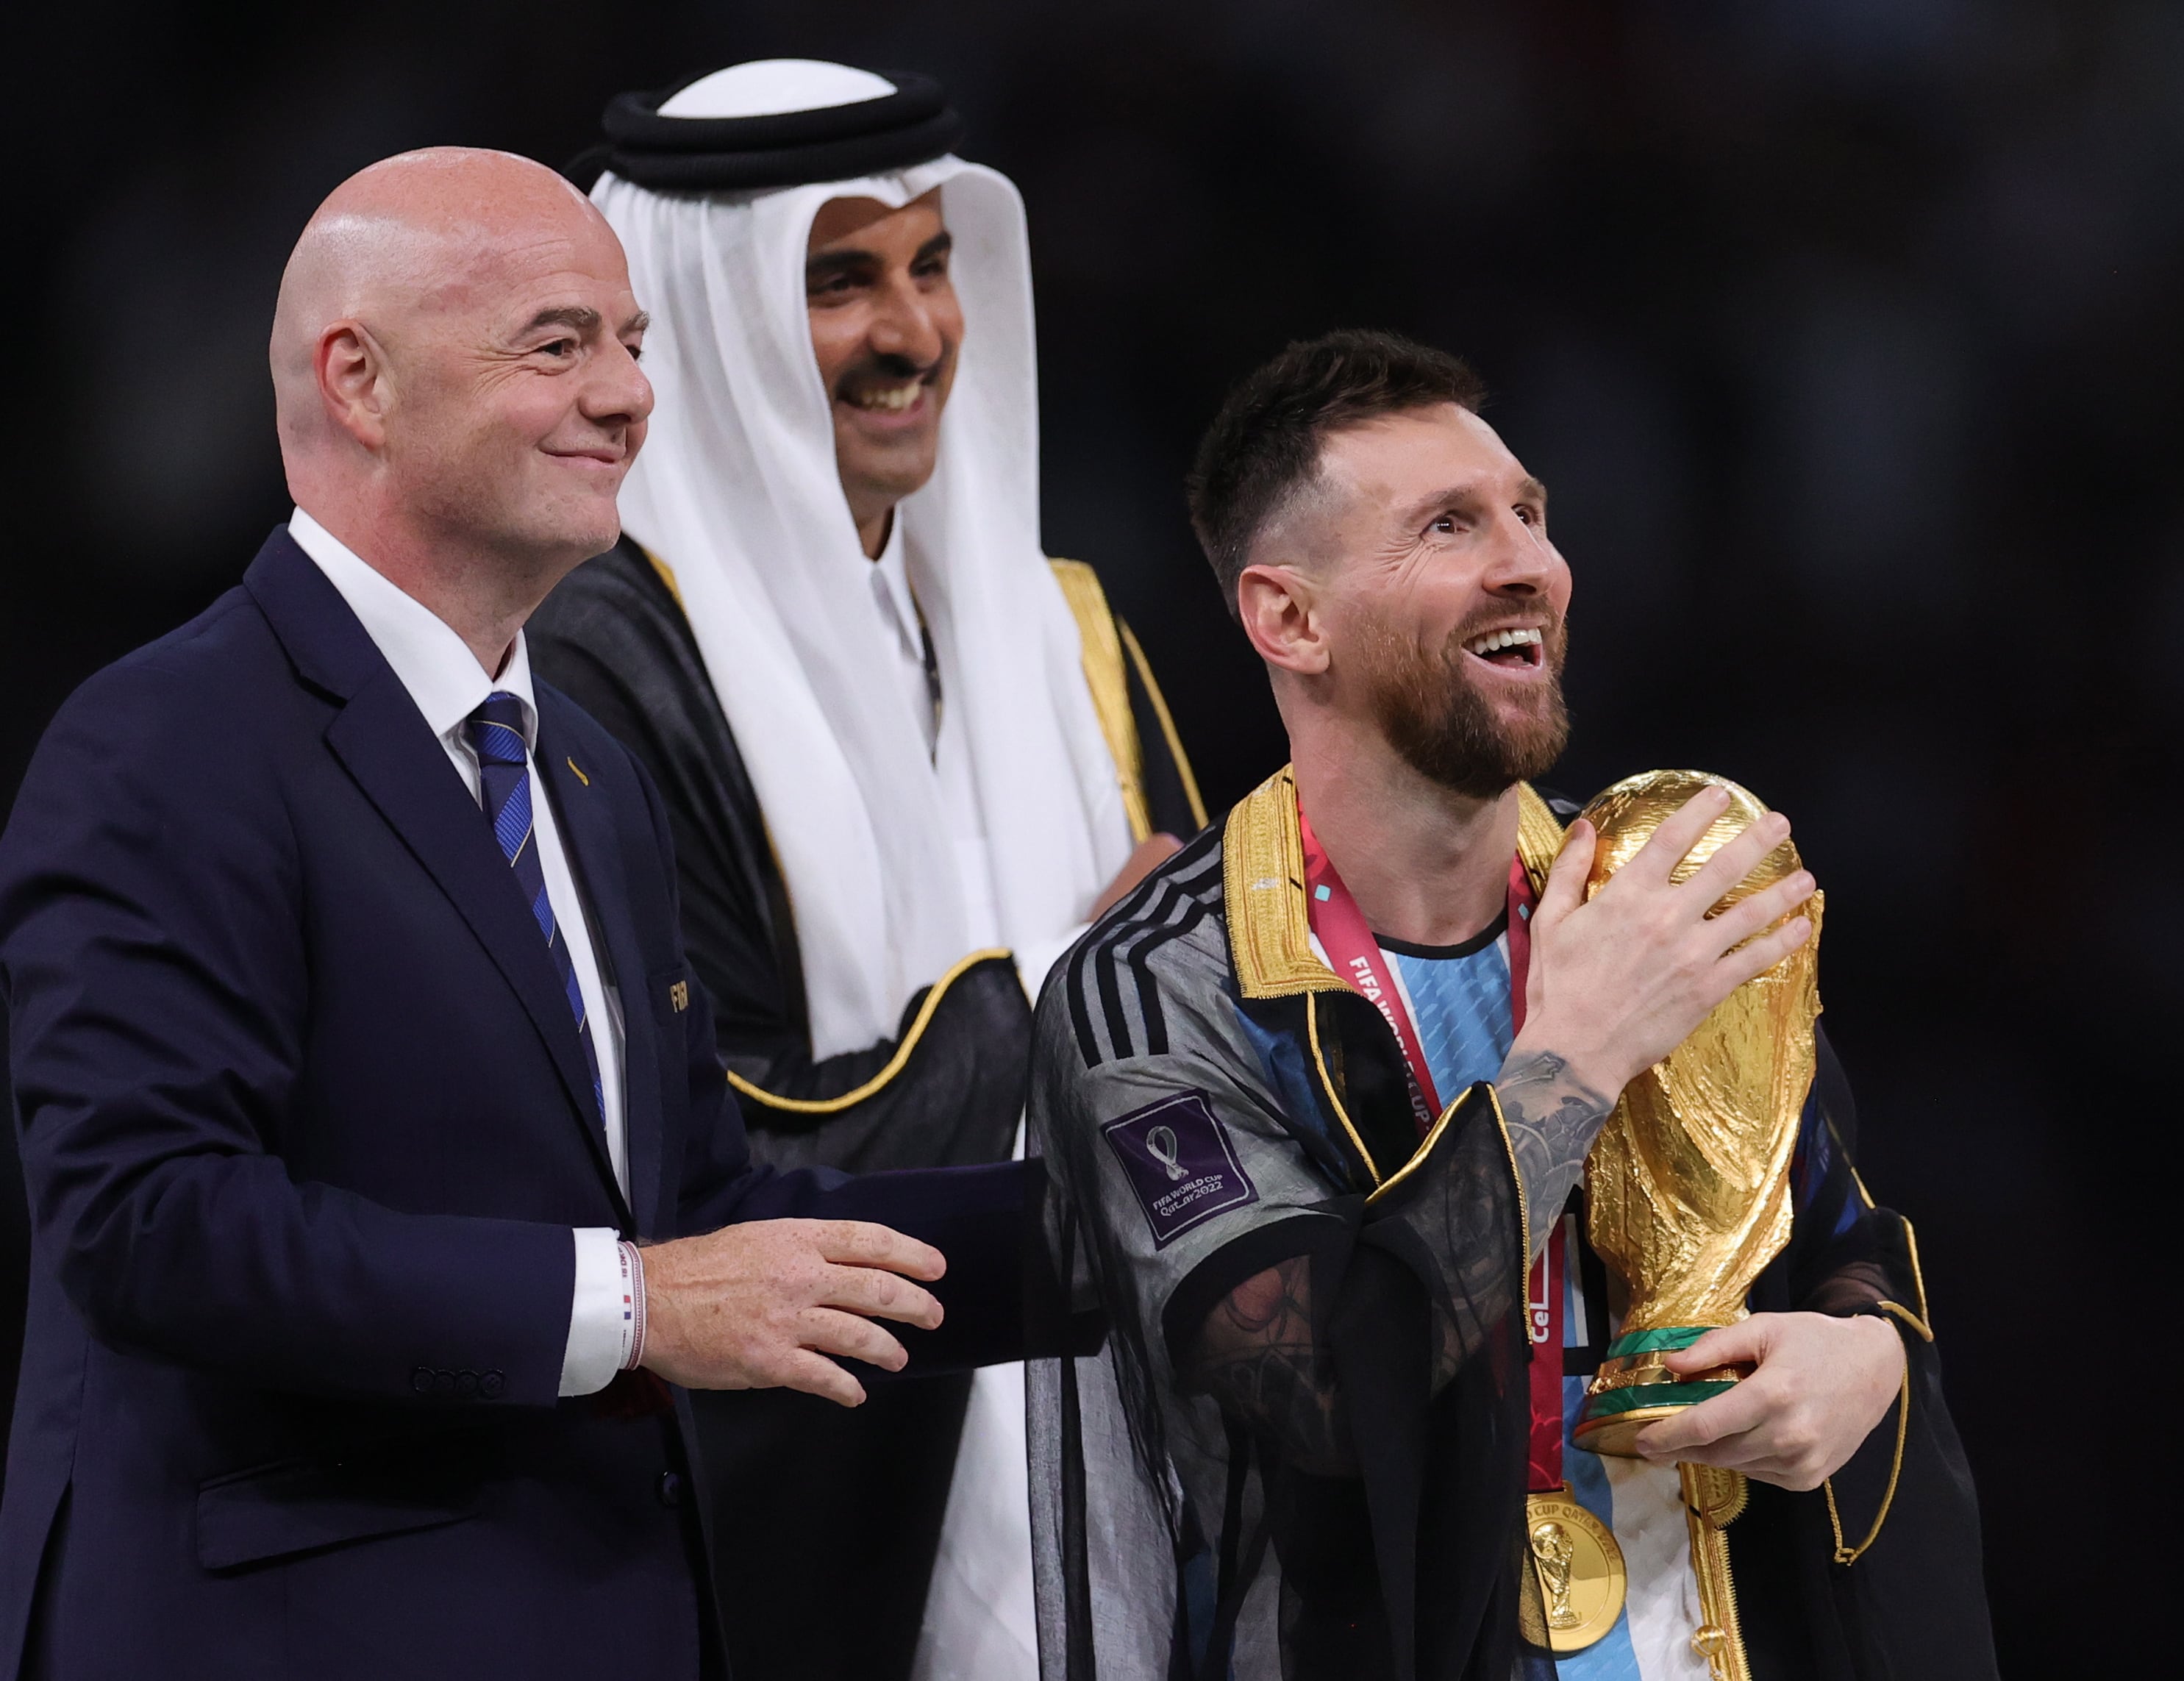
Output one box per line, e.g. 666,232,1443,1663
0,530,1024,1680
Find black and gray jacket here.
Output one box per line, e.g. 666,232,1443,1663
1027,766,1995,1681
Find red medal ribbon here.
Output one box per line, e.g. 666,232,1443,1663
1298,798,1566,1491
1503,855,1567,1493
1299,807,1440,1135
1526,1218,1566,1493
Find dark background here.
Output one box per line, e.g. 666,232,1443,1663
5,1,2176,1669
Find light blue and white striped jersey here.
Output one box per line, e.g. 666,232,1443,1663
1375,913,1707,1681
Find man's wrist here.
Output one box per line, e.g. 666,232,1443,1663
1504,1025,1626,1106
560,1227,634,1396
618,1240,648,1371
1844,1305,1911,1363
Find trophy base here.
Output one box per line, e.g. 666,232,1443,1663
1572,1396,1729,1457
1573,1327,1747,1458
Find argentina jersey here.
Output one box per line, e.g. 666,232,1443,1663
1368,911,1707,1680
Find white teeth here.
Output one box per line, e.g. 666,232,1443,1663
851,381,922,412
1463,627,1544,657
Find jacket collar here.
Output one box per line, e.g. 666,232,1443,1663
242,527,634,1226
1221,763,1564,1001
1221,763,1562,1203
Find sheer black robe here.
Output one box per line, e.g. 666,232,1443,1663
529,538,1205,1681
1025,772,1995,1681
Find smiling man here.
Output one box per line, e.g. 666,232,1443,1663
527,59,1205,1681
1026,330,1995,1680
0,146,1041,1681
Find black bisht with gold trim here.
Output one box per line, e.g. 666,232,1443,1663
529,540,1203,1680
1022,769,1995,1681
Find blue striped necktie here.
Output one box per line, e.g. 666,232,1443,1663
465,692,604,1119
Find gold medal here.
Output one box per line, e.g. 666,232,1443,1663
1520,1487,1627,1653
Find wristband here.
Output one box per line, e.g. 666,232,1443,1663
617,1240,649,1371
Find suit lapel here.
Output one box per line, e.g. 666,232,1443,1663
538,722,663,1238
246,531,627,1215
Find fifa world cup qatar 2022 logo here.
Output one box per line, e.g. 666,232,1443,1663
1102,1092,1261,1249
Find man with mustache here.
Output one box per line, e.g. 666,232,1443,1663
527,59,1203,1681
1026,330,1994,1680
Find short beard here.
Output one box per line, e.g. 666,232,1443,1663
1355,613,1571,799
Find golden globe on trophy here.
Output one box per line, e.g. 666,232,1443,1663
1570,769,1824,1459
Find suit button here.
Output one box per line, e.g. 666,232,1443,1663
657,1471,682,1508
432,1369,456,1396
412,1367,434,1395
480,1371,506,1400
454,1369,479,1398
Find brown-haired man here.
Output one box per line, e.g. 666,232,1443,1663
1025,329,1994,1680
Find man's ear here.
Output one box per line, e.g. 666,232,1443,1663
1238,560,1331,677
316,321,392,452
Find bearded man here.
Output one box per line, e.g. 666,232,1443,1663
1025,330,1995,1680
527,59,1202,1681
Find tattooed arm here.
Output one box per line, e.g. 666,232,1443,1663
1494,1048,1615,1262
1180,1254,1357,1476
1501,793,1819,1258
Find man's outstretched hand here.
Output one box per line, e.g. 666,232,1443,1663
1633,1312,1905,1489
638,1219,946,1407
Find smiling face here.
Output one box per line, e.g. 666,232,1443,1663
276,151,653,585
804,189,963,549
1251,402,1573,797
385,207,652,570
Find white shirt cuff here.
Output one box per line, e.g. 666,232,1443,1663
560,1226,634,1396
1012,924,1090,1009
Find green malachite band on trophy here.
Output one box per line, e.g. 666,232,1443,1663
1602,1325,1711,1358
1582,1380,1737,1417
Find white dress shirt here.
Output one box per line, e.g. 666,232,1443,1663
290,509,633,1396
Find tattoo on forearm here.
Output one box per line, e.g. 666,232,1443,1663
1183,1255,1357,1477
1496,1049,1615,1259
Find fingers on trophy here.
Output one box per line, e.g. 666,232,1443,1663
1557,771,1822,1679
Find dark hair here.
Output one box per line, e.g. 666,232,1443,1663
1185,328,1488,619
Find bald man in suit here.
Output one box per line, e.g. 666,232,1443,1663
0,147,1027,1681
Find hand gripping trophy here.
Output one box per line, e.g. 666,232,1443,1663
1568,769,1822,1674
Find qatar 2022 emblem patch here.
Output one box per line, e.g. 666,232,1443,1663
1101,1092,1258,1248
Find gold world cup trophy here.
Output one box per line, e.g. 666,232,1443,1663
1571,769,1823,1460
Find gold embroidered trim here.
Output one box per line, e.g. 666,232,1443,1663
1232,771,1539,1230
1306,993,1381,1189
1899,1217,1932,1329
1874,1297,1934,1345
1221,767,1342,1000
641,546,687,613
1118,620,1209,832
1049,559,1152,843
1823,1352,1913,1566
1513,781,1568,899
1366,1080,1530,1265
1237,774,1555,1220
724,947,1014,1115
1682,1463,1752,1679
